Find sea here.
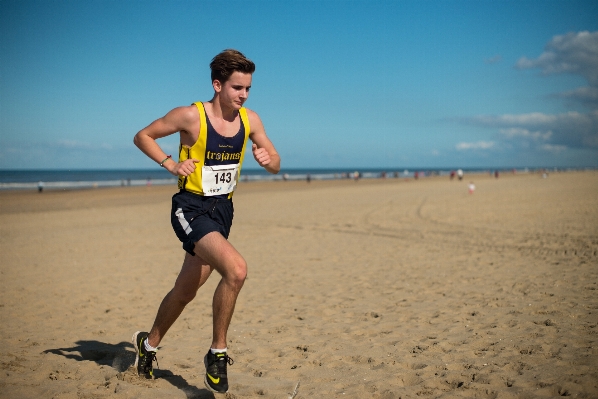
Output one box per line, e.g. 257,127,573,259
0,167,550,191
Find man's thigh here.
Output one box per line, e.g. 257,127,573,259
173,252,214,293
193,231,245,277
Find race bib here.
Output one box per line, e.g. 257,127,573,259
202,164,239,196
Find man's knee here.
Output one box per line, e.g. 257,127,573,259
227,256,247,288
171,285,198,305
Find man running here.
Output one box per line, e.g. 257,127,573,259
131,49,280,394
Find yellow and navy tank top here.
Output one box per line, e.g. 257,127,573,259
177,102,251,199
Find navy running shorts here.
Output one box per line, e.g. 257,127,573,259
170,190,234,256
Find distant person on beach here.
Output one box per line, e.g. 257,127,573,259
468,181,475,194
457,169,463,181
37,181,44,193
132,49,280,393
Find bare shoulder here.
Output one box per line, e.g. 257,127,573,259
167,104,199,122
160,104,199,134
243,107,264,130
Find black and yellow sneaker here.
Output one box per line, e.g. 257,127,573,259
204,350,234,393
132,331,158,379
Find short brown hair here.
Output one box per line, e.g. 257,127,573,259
210,49,255,83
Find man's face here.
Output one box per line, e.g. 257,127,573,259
215,71,252,109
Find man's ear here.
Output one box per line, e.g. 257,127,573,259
212,79,222,92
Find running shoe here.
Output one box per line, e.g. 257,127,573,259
132,331,158,379
204,350,234,393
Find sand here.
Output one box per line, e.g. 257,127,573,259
0,171,597,399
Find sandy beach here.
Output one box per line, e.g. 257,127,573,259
1,171,597,399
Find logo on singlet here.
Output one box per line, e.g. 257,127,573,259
206,151,242,162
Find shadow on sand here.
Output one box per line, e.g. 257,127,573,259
44,340,214,399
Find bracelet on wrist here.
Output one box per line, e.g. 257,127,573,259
159,155,172,167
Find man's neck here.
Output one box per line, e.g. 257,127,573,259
208,96,237,122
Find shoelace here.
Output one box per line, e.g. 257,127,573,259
142,351,159,372
216,354,234,375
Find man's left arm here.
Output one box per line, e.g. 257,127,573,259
247,110,280,174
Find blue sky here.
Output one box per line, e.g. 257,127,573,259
1,0,597,170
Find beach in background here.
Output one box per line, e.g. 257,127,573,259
0,167,571,190
0,171,596,398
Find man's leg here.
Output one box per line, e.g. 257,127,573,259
134,252,213,378
192,231,247,349
193,231,246,393
146,253,214,348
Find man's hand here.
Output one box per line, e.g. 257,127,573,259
252,144,271,167
165,159,200,176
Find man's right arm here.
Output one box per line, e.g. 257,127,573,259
133,107,199,176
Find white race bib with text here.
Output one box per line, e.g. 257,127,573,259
202,164,239,196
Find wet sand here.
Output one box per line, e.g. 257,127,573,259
1,171,597,398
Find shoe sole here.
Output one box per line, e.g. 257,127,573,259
204,375,227,394
131,331,142,374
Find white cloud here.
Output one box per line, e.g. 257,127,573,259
484,55,502,64
459,110,598,149
450,31,598,164
541,144,567,153
455,141,495,150
468,112,557,126
0,139,148,169
55,139,114,150
515,31,598,85
56,139,92,149
498,128,552,141
555,86,598,108
516,30,598,109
